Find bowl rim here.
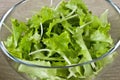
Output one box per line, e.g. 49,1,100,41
0,0,120,68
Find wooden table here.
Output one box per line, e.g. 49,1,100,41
0,0,120,80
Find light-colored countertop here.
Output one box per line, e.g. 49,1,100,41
0,0,120,80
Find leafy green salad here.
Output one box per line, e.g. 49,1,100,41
4,0,114,80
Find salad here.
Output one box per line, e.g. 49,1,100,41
4,0,114,80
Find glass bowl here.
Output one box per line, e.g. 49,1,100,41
0,0,120,80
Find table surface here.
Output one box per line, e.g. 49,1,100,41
0,0,120,80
